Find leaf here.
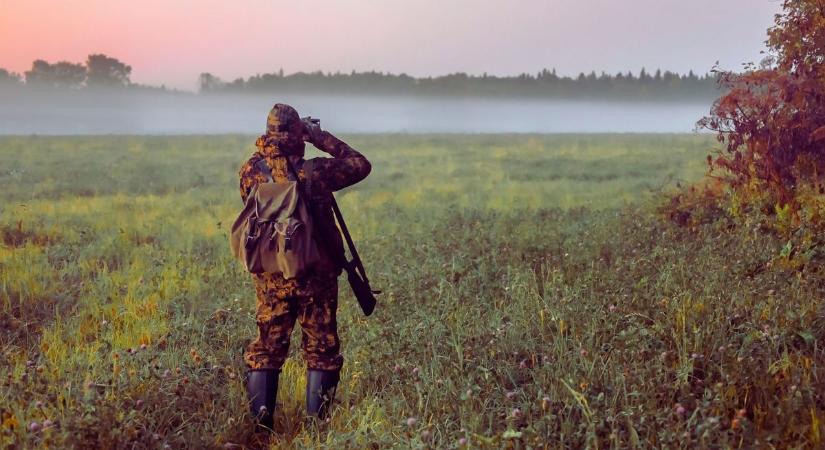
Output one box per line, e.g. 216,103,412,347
780,240,793,259
502,430,522,439
797,330,815,345
810,126,825,143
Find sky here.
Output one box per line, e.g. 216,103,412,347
0,0,783,91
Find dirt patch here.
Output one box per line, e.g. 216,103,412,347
1,222,56,248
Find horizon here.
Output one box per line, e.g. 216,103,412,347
1,0,782,90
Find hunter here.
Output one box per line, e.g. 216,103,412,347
238,103,371,429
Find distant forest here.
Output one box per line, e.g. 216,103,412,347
1,54,722,101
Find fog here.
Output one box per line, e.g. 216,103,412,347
0,90,712,135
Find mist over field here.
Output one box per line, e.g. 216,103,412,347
0,90,711,135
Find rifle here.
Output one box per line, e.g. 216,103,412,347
330,195,380,316
284,148,379,317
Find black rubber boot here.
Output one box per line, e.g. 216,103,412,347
246,369,279,430
306,369,340,419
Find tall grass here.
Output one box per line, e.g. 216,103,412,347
1,134,822,448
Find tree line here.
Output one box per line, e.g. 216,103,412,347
1,54,721,100
200,68,720,100
0,54,132,89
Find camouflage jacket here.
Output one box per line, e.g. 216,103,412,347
239,132,372,276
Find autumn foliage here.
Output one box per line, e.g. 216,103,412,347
693,0,825,219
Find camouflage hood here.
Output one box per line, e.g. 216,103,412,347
257,103,305,158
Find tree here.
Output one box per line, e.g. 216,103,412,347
86,54,131,87
639,67,649,82
698,0,825,208
24,59,86,88
0,68,22,85
198,72,225,92
52,62,87,88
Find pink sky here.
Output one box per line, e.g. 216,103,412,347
0,0,782,90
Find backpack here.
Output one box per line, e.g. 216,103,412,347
230,158,320,278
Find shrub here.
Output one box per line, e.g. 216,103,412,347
696,0,825,215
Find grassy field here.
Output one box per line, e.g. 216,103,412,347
1,134,823,449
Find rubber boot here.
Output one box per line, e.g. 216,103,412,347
246,369,279,430
306,369,340,419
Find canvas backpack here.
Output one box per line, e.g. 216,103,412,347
230,158,321,278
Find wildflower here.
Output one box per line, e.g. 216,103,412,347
660,351,668,359
35,400,43,408
112,353,120,361
162,369,171,379
732,418,741,429
393,364,401,373
736,409,746,418
26,360,35,367
505,391,516,400
421,430,432,441
135,399,144,409
511,408,522,418
608,305,617,313
718,346,725,354
676,404,686,416
407,417,417,427
412,367,420,377
579,349,588,357
42,419,53,429
140,344,147,350
459,437,468,446
29,421,41,432
466,389,473,398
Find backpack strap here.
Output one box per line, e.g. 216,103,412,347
258,156,312,198
284,157,313,199
254,159,273,182
303,159,314,199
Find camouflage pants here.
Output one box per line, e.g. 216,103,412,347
244,272,344,371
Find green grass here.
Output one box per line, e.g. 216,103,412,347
1,134,823,449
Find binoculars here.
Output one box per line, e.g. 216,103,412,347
301,116,321,141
